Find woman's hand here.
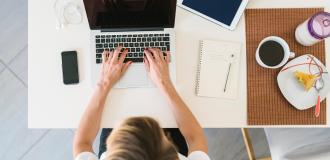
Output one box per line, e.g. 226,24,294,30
144,48,172,89
98,46,132,90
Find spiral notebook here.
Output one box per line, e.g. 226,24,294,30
196,40,241,99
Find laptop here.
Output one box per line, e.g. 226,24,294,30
83,0,177,88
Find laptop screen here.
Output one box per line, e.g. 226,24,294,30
83,0,177,30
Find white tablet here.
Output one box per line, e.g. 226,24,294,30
177,0,249,30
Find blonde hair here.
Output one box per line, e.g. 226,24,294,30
105,117,179,160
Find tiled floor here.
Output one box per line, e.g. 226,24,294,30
0,62,4,72
0,0,271,159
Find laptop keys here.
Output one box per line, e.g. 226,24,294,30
95,33,171,64
96,54,102,58
163,37,170,41
96,49,103,53
124,58,143,63
96,44,103,48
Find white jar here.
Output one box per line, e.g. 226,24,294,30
295,12,330,46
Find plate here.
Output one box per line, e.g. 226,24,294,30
277,54,330,110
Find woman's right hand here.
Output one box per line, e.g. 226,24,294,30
143,48,172,89
98,47,131,90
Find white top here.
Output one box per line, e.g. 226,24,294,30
75,151,211,160
28,0,330,128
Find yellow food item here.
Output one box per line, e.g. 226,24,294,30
294,71,317,91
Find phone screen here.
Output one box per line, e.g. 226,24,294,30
61,51,79,84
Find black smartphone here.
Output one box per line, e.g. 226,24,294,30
61,51,79,85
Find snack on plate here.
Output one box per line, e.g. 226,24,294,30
294,71,317,91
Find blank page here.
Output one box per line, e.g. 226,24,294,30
196,40,241,99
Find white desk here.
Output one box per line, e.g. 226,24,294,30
28,0,330,128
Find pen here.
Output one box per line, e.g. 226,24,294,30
224,54,235,92
224,63,231,92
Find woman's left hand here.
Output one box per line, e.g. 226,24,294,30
98,46,132,90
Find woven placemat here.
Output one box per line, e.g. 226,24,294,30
246,8,327,125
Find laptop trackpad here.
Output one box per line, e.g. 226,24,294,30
117,64,150,88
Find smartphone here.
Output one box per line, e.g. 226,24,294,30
61,51,79,85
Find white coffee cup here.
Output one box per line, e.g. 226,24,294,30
256,36,295,69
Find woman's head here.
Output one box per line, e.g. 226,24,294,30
105,117,179,160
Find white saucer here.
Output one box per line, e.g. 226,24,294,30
277,54,330,110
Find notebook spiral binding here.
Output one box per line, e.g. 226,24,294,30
195,40,204,95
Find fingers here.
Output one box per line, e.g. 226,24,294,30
148,48,162,62
121,61,132,74
158,49,165,61
144,57,150,72
112,46,123,63
144,49,154,63
108,51,114,63
165,51,171,63
102,50,108,63
119,48,128,63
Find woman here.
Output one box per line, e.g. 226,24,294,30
73,46,210,160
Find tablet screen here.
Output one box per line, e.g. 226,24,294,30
182,0,243,26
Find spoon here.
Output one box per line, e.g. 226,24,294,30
314,77,324,117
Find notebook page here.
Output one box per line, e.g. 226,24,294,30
197,40,241,99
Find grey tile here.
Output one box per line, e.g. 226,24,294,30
8,46,27,84
21,129,74,160
0,69,47,160
0,0,27,63
248,128,271,159
204,129,248,160
0,61,4,72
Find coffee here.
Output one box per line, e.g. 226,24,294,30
258,40,285,67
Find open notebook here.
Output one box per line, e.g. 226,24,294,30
196,40,241,99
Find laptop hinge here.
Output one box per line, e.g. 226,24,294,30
100,27,164,32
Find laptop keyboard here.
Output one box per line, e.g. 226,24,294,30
95,33,171,64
